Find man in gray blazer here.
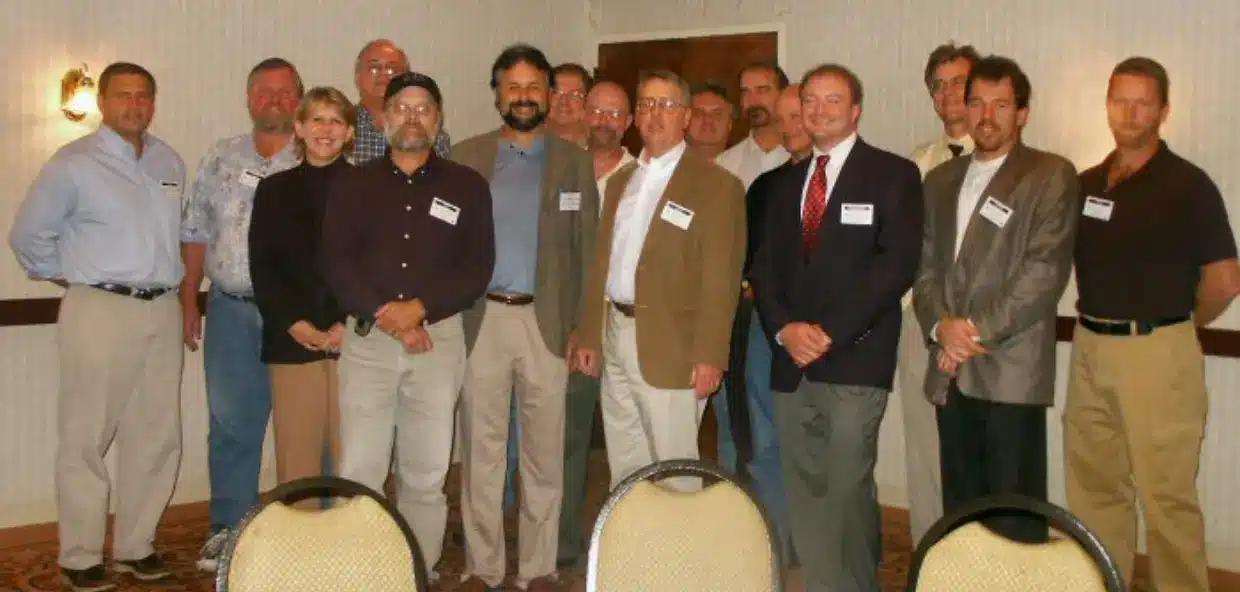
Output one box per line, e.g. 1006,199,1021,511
913,55,1079,543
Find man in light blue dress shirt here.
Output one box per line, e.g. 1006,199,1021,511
9,62,185,591
178,57,303,572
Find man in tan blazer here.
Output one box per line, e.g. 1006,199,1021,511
449,44,598,592
913,55,1079,543
576,69,745,492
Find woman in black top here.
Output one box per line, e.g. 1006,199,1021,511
249,86,355,486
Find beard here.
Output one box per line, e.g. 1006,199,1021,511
502,100,548,132
745,105,771,127
588,125,620,149
252,107,294,134
386,122,434,152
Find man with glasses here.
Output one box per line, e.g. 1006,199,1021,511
686,83,735,160
575,70,746,493
352,38,451,162
548,63,593,148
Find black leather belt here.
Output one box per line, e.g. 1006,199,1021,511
219,291,256,304
91,283,172,301
486,292,534,305
612,302,636,318
1078,315,1189,336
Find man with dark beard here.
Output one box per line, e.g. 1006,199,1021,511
180,57,304,572
449,44,598,592
323,72,495,586
716,62,791,188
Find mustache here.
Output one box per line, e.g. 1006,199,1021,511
508,100,541,110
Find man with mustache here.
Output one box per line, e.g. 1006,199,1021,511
351,38,451,162
716,62,791,188
749,64,923,592
449,44,598,592
180,57,304,572
913,55,1079,544
900,42,979,547
686,83,735,160
557,79,634,572
323,71,495,586
1066,57,1239,592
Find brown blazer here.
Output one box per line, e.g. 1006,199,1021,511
450,129,599,358
913,142,1080,407
578,145,746,389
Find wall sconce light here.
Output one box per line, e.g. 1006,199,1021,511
61,64,97,122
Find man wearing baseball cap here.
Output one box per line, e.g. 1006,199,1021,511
322,71,496,581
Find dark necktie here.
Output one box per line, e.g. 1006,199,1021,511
801,155,829,260
948,143,964,158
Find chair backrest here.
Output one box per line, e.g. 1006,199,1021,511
586,459,782,592
216,476,428,592
906,493,1125,592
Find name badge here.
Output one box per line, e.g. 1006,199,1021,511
159,181,181,199
559,191,582,211
1083,196,1114,221
429,197,460,225
660,201,694,230
840,203,874,226
978,196,1012,228
239,169,263,189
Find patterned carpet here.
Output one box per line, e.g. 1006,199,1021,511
0,452,1173,591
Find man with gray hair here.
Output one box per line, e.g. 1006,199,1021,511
352,38,451,162
180,57,304,572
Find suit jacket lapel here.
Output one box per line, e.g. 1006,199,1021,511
541,136,572,214
639,151,698,264
807,140,867,263
951,143,1035,295
464,129,502,182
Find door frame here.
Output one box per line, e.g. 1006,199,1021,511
589,22,788,71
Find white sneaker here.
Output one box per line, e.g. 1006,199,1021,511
196,529,231,572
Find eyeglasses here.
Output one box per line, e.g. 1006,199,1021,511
635,97,685,114
366,63,406,78
390,103,436,117
552,89,586,102
589,107,628,121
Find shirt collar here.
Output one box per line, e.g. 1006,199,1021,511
97,125,148,161
946,133,975,153
638,140,687,174
499,133,547,157
387,150,440,178
248,133,298,164
969,150,1009,172
810,132,858,166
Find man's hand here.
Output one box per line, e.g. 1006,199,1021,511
398,326,434,354
376,299,427,335
936,317,987,363
180,287,202,351
936,349,961,376
289,321,327,351
778,322,831,367
575,348,600,378
323,323,346,352
690,364,724,399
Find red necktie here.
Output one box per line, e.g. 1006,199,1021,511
802,154,829,260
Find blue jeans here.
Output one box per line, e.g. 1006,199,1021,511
503,391,520,510
714,314,791,558
204,289,272,531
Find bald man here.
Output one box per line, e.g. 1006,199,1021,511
351,38,451,162
557,80,636,571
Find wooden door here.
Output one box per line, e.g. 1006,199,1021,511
596,32,779,156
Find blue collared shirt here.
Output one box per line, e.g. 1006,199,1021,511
9,125,186,288
181,134,299,294
487,136,545,294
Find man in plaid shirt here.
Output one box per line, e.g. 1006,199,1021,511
352,38,451,162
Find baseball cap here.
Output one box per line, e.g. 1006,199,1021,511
384,71,443,105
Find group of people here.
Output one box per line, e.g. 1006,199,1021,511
8,33,1236,592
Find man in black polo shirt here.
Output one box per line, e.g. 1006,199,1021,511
1066,56,1240,592
322,72,495,584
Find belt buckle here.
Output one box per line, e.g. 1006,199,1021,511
1135,321,1156,335
354,317,373,337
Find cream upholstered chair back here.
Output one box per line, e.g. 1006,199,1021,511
586,459,782,592
906,493,1125,592
216,476,428,592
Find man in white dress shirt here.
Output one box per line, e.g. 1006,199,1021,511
900,42,980,546
716,62,791,188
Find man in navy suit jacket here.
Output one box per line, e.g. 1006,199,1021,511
750,63,923,592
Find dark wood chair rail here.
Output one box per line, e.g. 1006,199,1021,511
3,293,1240,357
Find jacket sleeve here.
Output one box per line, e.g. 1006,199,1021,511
249,178,313,333
690,173,746,368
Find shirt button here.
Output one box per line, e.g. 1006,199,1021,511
407,179,412,184
406,205,412,211
398,293,405,299
401,262,408,268
404,233,410,240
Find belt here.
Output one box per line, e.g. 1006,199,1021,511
612,302,636,318
1078,315,1189,336
219,291,256,304
486,292,534,306
91,283,173,301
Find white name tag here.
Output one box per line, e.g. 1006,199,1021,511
1082,195,1114,221
660,201,694,230
559,191,581,211
239,169,263,189
159,181,181,199
978,196,1013,228
429,197,460,225
840,203,874,226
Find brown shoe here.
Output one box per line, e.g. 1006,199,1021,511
459,575,492,592
526,575,560,592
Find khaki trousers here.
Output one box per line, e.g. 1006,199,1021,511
600,308,707,492
896,303,941,546
1065,320,1210,592
460,302,568,588
337,314,466,574
56,285,183,569
269,360,340,486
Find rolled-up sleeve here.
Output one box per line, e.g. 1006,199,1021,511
9,156,77,279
